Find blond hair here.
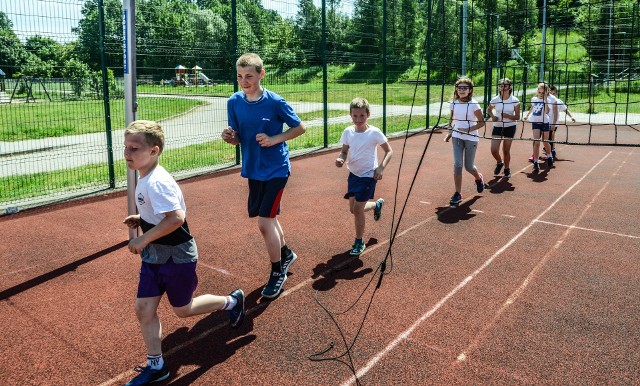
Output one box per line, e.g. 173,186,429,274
124,120,165,153
498,78,513,95
236,53,263,73
349,97,370,113
453,76,475,102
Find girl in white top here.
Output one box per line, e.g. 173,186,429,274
524,83,554,171
444,76,486,206
488,78,520,178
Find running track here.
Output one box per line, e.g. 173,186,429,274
1,124,638,385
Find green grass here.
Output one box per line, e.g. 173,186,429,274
2,113,445,203
0,97,206,141
297,110,348,121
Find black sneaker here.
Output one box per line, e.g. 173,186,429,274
261,270,287,299
475,173,485,193
503,168,511,178
373,198,384,221
125,365,170,386
449,192,462,206
494,162,504,175
547,156,554,167
228,289,245,329
552,149,557,159
533,161,540,172
281,248,297,276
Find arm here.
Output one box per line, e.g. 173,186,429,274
336,144,349,167
565,108,576,121
256,123,306,147
468,108,486,133
552,103,559,125
524,104,533,120
373,142,393,180
511,103,521,121
444,109,454,142
127,209,185,254
488,104,498,121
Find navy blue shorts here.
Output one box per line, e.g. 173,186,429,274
248,177,288,218
531,122,550,132
137,259,198,308
344,172,377,202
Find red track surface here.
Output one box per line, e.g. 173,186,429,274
1,126,639,385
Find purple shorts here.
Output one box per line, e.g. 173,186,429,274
137,259,198,307
344,172,377,202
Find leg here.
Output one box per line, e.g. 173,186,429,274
173,295,227,318
532,128,542,159
351,200,376,240
490,138,502,163
542,131,552,156
502,139,513,168
258,216,283,264
463,140,481,180
452,137,465,193
135,296,163,356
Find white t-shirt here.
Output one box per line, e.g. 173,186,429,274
556,98,568,112
489,95,520,127
450,99,482,142
547,94,559,125
528,96,549,123
340,125,388,178
135,165,186,226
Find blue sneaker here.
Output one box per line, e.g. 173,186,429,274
449,192,462,206
373,198,384,221
261,270,287,299
281,248,297,276
349,241,366,256
125,364,169,386
228,289,245,329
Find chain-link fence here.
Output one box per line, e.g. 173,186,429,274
1,0,639,213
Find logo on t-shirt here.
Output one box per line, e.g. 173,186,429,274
137,193,145,205
532,102,544,116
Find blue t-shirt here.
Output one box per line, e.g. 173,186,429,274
227,89,301,180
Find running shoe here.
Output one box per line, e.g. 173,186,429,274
125,365,170,386
228,289,245,329
533,161,540,172
262,270,287,299
373,198,384,221
475,173,485,193
449,192,462,206
528,154,535,163
281,247,297,276
547,156,554,167
349,241,366,256
503,168,511,178
494,162,504,176
552,149,557,159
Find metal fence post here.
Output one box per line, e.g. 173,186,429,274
123,0,138,240
98,0,114,189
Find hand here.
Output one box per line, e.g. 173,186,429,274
571,117,576,122
123,215,140,229
256,133,274,147
336,158,345,167
444,133,452,142
373,166,384,180
221,127,238,144
128,237,147,254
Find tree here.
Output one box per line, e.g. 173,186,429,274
0,11,28,77
296,0,323,66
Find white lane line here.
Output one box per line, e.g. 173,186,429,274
454,151,627,367
534,220,640,239
340,151,612,386
472,209,483,213
419,201,431,204
502,214,515,218
198,261,233,276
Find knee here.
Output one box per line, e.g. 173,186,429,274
173,306,191,319
134,301,156,323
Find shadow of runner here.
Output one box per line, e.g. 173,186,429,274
311,238,377,292
0,240,128,300
160,314,257,385
435,196,481,224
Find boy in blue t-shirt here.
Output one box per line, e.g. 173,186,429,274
123,120,245,386
221,53,306,299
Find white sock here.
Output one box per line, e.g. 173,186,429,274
147,354,164,370
223,295,237,310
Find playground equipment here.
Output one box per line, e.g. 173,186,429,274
174,64,188,86
9,77,52,103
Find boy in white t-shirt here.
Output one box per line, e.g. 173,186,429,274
336,97,393,256
122,120,245,386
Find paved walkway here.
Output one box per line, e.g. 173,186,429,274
0,94,638,178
